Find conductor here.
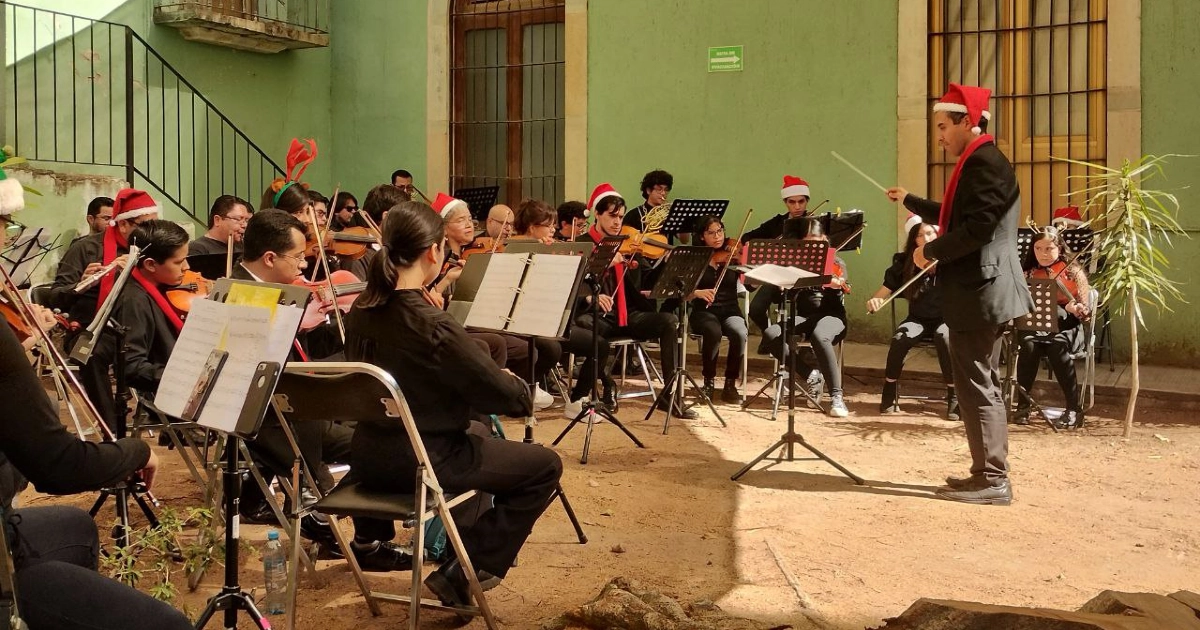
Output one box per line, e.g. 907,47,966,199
886,83,1033,506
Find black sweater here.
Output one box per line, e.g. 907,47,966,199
0,324,150,505
109,281,177,392
344,290,531,436
49,232,127,326
882,252,943,321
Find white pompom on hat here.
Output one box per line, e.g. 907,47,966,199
780,175,810,200
111,188,159,225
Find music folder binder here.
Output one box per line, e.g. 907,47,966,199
449,251,586,339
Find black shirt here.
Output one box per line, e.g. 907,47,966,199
344,290,531,436
0,324,150,505
187,235,242,256
49,232,126,325
882,252,943,321
109,281,178,392
690,262,740,311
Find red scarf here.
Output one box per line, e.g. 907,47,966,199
131,269,185,334
937,134,995,233
96,225,128,308
589,225,628,326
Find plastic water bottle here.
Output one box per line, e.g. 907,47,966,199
262,529,288,616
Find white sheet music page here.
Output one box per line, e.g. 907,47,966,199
464,253,528,331
507,254,581,337
743,264,818,288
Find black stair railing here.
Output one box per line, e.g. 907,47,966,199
3,1,284,223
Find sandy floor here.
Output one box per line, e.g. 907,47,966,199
30,376,1200,629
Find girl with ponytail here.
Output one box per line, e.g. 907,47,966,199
342,201,563,608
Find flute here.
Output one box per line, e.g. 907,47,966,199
73,257,124,293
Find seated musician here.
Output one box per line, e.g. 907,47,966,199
338,184,411,280
187,195,250,256
49,188,160,434
0,323,192,630
625,169,687,245
343,200,563,605
687,215,748,404
1015,227,1091,428
568,184,696,418
482,203,514,240
554,200,589,242
330,191,366,231
865,216,957,418
763,217,850,418
744,175,815,354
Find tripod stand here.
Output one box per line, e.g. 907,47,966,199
552,274,646,464
731,242,863,484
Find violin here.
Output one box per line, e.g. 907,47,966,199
823,257,852,294
327,226,379,260
0,294,32,342
303,225,335,259
616,225,671,260
166,269,214,314
293,269,364,331
710,237,744,266
1029,260,1090,321
460,236,506,261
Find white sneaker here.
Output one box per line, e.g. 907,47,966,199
533,385,553,410
563,397,587,419
828,392,849,418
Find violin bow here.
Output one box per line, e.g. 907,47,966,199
225,233,234,278
305,202,347,344
708,209,754,304
868,260,937,315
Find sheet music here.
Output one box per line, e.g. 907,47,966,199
507,254,581,337
155,299,300,433
743,264,818,288
464,253,528,331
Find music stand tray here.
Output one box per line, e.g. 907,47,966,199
660,199,729,236
453,186,501,222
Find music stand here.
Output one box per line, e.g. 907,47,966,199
1002,278,1061,432
642,246,726,432
188,253,232,281
1061,228,1095,269
165,282,310,630
552,236,648,464
1017,228,1036,263
819,211,866,251
452,185,501,222
731,240,863,484
659,199,729,236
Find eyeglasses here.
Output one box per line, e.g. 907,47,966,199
704,227,725,237
222,215,250,224
276,252,307,266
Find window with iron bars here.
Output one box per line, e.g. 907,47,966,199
450,0,565,208
928,0,1107,225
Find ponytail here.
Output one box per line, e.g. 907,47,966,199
355,201,444,309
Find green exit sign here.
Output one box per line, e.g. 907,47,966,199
708,45,743,72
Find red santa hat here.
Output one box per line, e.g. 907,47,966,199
780,175,810,200
111,188,159,225
1052,205,1084,227
933,83,992,135
588,183,622,212
904,213,923,234
431,192,467,218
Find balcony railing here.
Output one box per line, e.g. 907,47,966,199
154,0,330,53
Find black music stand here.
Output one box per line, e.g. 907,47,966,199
453,185,501,222
740,239,822,419
819,211,866,251
1002,278,1061,432
659,199,729,236
642,246,726,432
731,240,863,484
189,282,310,630
1017,228,1036,263
1061,228,1095,268
552,236,647,464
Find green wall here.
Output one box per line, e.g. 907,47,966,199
586,0,900,340
1137,0,1200,366
329,0,429,202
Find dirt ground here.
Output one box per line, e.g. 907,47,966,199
29,374,1200,629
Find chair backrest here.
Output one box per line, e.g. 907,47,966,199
273,362,437,475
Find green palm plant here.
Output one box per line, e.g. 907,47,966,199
1056,154,1190,437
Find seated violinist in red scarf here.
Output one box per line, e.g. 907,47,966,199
108,219,190,393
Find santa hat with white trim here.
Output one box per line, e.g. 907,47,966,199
588,183,622,213
780,175,810,200
1052,205,1084,227
111,188,159,225
933,83,992,135
0,147,25,217
904,213,923,234
432,192,468,218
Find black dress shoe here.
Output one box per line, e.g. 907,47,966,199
942,474,980,490
937,477,1012,505
425,558,501,608
946,393,960,421
299,513,337,544
1057,409,1083,429
350,540,414,572
239,500,276,525
1012,406,1031,425
721,381,740,404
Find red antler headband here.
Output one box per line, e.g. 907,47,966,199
272,138,318,206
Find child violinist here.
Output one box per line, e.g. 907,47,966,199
1015,227,1091,428
687,215,748,404
865,216,957,418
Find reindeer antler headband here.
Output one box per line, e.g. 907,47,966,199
271,138,318,206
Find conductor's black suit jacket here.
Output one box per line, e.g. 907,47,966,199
904,140,1033,331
